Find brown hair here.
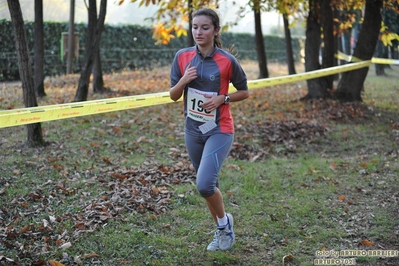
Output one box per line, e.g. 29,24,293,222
192,8,222,48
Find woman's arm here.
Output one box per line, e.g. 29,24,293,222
227,89,249,103
200,89,249,112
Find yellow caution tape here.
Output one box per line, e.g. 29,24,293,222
239,60,371,91
0,92,175,128
336,51,363,62
1,60,371,129
371,57,399,65
336,51,399,65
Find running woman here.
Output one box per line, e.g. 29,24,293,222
169,8,249,251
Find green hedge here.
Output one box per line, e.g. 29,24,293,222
0,20,301,81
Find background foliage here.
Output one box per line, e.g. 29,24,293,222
0,20,302,81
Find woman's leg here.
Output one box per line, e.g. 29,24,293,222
196,133,234,251
186,133,235,250
185,133,233,221
196,134,233,222
205,188,224,225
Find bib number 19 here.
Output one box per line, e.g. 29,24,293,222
190,98,212,114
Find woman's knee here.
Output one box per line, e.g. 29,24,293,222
196,182,215,198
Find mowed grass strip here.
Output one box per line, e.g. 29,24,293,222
0,64,398,265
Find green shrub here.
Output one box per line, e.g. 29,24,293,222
0,19,301,81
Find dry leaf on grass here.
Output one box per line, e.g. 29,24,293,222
361,239,373,247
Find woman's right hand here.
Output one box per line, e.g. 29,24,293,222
182,62,197,84
170,62,197,101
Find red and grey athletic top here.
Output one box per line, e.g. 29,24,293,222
170,45,248,136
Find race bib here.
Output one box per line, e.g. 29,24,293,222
187,87,217,123
198,120,217,134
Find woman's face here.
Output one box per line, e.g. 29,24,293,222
192,15,219,47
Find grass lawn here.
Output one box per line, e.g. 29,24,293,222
0,62,398,265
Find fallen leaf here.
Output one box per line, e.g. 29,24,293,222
329,162,337,171
111,173,127,179
361,240,373,247
49,260,65,266
310,167,321,173
152,187,160,195
112,127,123,135
19,224,32,233
53,164,64,171
90,142,101,148
338,195,346,201
102,157,112,165
282,254,294,263
1,240,15,248
59,242,72,250
0,256,14,262
76,222,86,230
12,169,22,175
360,162,368,167
160,165,169,173
83,252,99,259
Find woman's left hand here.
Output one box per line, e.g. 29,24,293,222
200,94,224,112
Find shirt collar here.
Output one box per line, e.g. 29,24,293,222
195,44,217,58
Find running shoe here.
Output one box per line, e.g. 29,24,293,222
219,213,235,250
207,229,220,251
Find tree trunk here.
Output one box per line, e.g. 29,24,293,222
336,0,383,102
391,40,398,59
283,14,296,75
321,0,334,90
90,1,106,93
187,0,194,47
8,0,44,146
93,49,106,92
253,1,268,79
34,0,46,97
74,0,107,102
67,0,75,74
333,7,340,81
303,0,328,99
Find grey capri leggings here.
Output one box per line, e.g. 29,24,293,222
185,132,234,198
